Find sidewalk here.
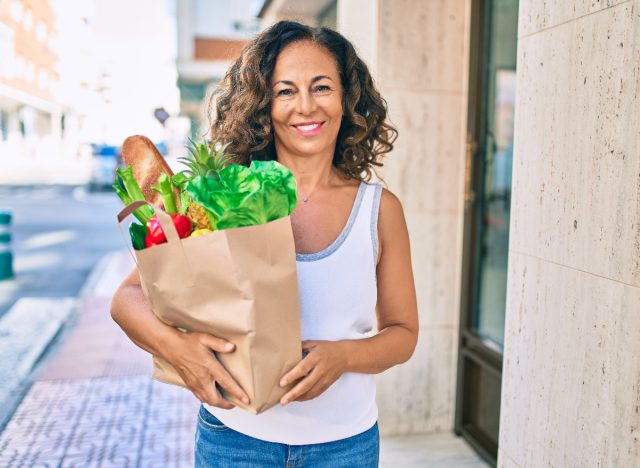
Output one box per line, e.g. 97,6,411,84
0,251,487,467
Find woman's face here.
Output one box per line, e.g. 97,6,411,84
270,40,343,160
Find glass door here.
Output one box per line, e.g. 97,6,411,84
455,0,519,465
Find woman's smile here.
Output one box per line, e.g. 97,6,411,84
291,121,326,136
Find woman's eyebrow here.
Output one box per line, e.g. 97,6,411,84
272,76,335,87
311,75,334,83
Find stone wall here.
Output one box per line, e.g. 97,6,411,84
339,0,471,435
499,1,640,466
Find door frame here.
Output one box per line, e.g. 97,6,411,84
454,0,504,465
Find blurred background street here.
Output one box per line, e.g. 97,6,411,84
0,185,121,318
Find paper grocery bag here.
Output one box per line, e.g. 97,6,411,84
117,201,302,414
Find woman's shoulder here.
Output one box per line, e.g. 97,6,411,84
363,182,403,216
353,178,404,221
364,184,407,264
376,186,407,248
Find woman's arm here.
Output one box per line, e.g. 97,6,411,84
342,188,419,372
279,188,419,404
111,267,250,408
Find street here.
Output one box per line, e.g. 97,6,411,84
0,185,125,318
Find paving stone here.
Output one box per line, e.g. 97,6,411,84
0,377,198,466
60,455,102,468
0,298,76,415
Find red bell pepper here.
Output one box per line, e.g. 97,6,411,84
145,213,193,248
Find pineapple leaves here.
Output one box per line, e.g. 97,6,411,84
177,138,233,181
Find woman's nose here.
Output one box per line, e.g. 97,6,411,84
296,91,317,115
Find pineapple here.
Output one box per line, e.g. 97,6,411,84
178,139,233,230
187,200,212,230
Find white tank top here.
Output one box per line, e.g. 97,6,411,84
204,181,383,445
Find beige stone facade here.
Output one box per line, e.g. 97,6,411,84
361,0,469,436
499,1,640,466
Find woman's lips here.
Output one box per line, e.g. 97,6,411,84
292,121,325,136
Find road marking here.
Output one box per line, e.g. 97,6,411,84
13,252,61,271
20,230,77,250
72,186,88,201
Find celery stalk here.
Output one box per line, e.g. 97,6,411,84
114,166,154,224
151,173,177,214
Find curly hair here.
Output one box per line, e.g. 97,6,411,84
207,20,397,181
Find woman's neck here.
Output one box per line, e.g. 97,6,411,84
276,148,338,193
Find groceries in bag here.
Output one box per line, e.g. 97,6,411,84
114,136,302,414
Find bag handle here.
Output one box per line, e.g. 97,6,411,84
116,200,196,287
116,200,181,244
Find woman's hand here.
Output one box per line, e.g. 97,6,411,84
111,268,250,410
278,340,348,405
164,331,250,410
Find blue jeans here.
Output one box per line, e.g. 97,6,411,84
195,405,379,467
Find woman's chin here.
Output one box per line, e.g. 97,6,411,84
283,142,335,159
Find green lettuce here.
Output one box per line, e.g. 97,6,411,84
185,160,297,230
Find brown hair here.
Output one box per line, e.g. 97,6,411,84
207,20,397,181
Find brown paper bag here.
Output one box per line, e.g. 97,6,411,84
117,201,302,414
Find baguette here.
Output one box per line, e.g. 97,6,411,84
121,135,174,207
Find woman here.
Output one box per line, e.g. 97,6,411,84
111,20,418,467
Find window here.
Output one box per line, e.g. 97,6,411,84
36,21,46,42
23,9,33,31
10,0,23,23
0,110,8,141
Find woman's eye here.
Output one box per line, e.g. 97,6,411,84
276,89,294,96
314,85,331,93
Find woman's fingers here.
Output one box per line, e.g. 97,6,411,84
196,332,250,403
294,381,324,402
198,333,236,353
280,367,320,405
195,382,236,409
301,340,319,351
169,332,249,408
279,354,315,387
208,359,250,404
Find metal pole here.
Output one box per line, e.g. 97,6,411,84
0,210,14,280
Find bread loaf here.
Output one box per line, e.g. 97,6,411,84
121,135,174,207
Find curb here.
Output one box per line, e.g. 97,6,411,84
0,298,76,430
77,249,127,300
0,250,129,432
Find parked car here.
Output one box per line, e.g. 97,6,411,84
89,144,122,191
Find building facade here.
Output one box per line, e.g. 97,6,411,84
176,0,259,138
0,0,64,164
258,0,640,467
0,0,104,164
